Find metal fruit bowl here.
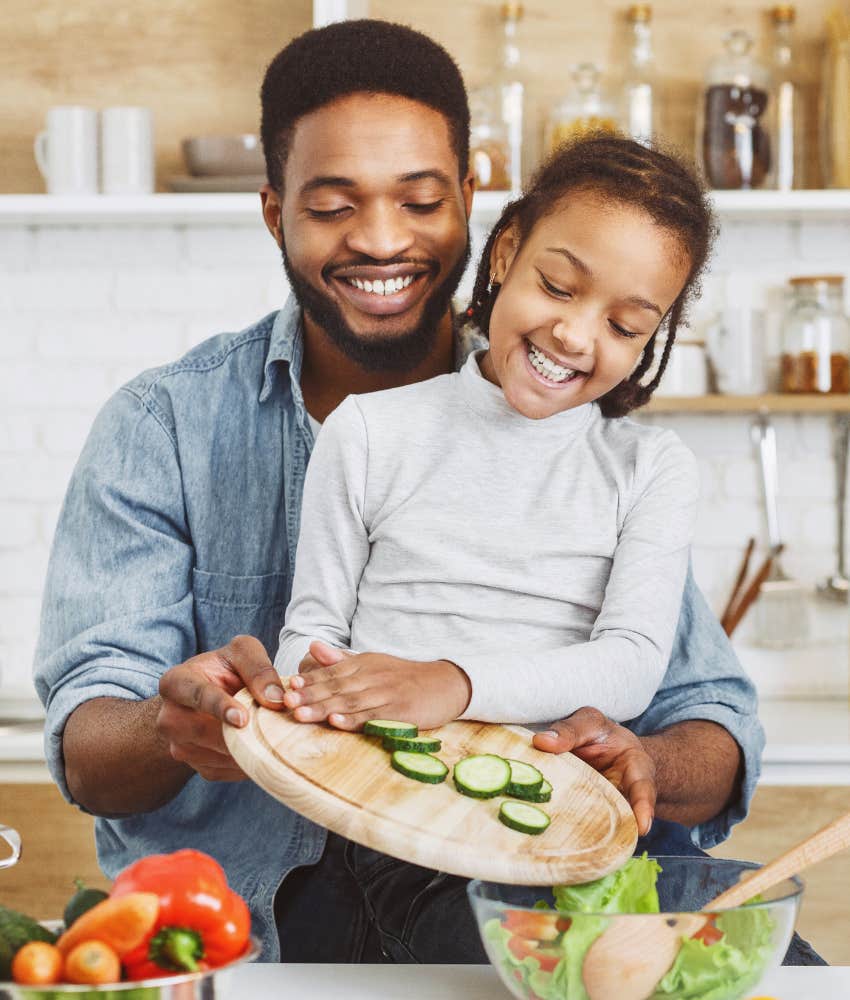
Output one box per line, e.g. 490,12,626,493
0,926,260,999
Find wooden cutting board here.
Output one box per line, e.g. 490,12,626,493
224,686,638,885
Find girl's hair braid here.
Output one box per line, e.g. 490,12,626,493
466,134,717,418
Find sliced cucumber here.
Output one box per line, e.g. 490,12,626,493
391,750,448,784
453,754,511,798
520,778,553,803
505,759,544,797
364,719,418,738
499,800,551,835
382,733,442,753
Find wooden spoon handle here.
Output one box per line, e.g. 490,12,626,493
708,810,850,910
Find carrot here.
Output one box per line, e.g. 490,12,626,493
56,891,159,957
11,940,63,985
63,939,121,985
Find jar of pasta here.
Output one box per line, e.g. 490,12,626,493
780,276,850,393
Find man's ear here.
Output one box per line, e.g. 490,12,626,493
461,170,475,219
260,184,284,248
490,222,520,283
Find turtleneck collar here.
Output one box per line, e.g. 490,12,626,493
457,349,595,436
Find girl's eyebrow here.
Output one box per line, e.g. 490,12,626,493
544,246,662,318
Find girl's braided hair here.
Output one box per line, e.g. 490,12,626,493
467,134,717,417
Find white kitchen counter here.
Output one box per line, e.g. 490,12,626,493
2,698,849,784
233,962,847,998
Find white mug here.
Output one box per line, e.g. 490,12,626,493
34,106,99,195
706,308,768,395
101,107,154,195
654,340,708,396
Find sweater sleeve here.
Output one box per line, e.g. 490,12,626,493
458,432,700,724
274,396,370,675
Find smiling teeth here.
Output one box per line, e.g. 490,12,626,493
347,275,414,295
527,342,575,383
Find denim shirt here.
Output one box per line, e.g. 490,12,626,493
34,297,764,961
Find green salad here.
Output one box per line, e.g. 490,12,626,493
483,855,776,1000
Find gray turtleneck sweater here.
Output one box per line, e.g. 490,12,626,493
275,352,698,725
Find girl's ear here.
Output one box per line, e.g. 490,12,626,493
489,222,520,284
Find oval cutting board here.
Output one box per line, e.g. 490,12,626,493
224,686,637,885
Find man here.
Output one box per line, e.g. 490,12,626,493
34,19,816,964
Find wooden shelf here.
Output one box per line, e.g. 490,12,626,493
1,188,850,226
645,394,850,413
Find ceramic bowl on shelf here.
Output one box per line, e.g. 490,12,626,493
467,856,802,1000
181,135,264,177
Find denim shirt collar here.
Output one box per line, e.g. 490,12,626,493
260,296,304,405
259,296,488,408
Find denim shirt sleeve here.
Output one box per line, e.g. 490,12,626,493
33,385,196,807
626,562,765,849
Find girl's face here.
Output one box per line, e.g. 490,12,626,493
480,191,692,420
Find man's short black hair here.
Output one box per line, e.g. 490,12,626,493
260,19,470,191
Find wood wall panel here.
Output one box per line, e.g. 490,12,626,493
4,1,831,192
2,0,311,192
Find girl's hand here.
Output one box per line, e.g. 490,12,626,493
286,640,471,731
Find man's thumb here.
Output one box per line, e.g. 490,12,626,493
309,640,349,666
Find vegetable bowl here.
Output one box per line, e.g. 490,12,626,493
0,929,260,1000
467,855,802,1000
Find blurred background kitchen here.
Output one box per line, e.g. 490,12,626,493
2,0,850,964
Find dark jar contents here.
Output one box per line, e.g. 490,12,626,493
781,352,850,394
702,84,771,189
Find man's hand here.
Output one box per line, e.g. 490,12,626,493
156,634,288,782
532,708,656,836
284,640,471,731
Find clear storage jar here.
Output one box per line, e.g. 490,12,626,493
780,276,850,393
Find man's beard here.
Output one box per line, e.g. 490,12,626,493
280,235,471,373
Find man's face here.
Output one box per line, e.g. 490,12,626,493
262,93,474,372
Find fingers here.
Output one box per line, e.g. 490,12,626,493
219,634,287,710
532,707,612,755
159,660,248,728
310,640,349,666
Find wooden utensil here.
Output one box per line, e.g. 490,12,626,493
582,809,850,1000
719,537,754,633
223,686,638,885
722,546,780,638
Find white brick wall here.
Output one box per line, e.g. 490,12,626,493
1,212,848,700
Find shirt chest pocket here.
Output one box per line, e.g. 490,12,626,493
192,569,290,660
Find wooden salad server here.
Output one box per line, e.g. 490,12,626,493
581,809,850,1000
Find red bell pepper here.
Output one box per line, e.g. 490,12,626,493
110,849,251,979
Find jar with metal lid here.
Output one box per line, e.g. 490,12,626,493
780,276,850,393
699,29,773,189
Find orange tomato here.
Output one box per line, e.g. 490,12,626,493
63,939,122,985
11,941,63,985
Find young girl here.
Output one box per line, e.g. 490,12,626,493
274,134,714,734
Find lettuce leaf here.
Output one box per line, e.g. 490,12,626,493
553,853,662,915
649,904,775,1000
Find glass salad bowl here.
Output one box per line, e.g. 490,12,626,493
467,856,802,1000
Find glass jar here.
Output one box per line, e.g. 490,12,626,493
699,30,773,189
780,276,850,393
546,63,618,155
469,85,512,191
821,15,850,188
621,3,657,147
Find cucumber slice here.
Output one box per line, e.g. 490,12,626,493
364,719,418,738
499,800,551,835
520,778,553,803
505,759,544,797
391,750,448,784
382,734,442,753
453,754,511,798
